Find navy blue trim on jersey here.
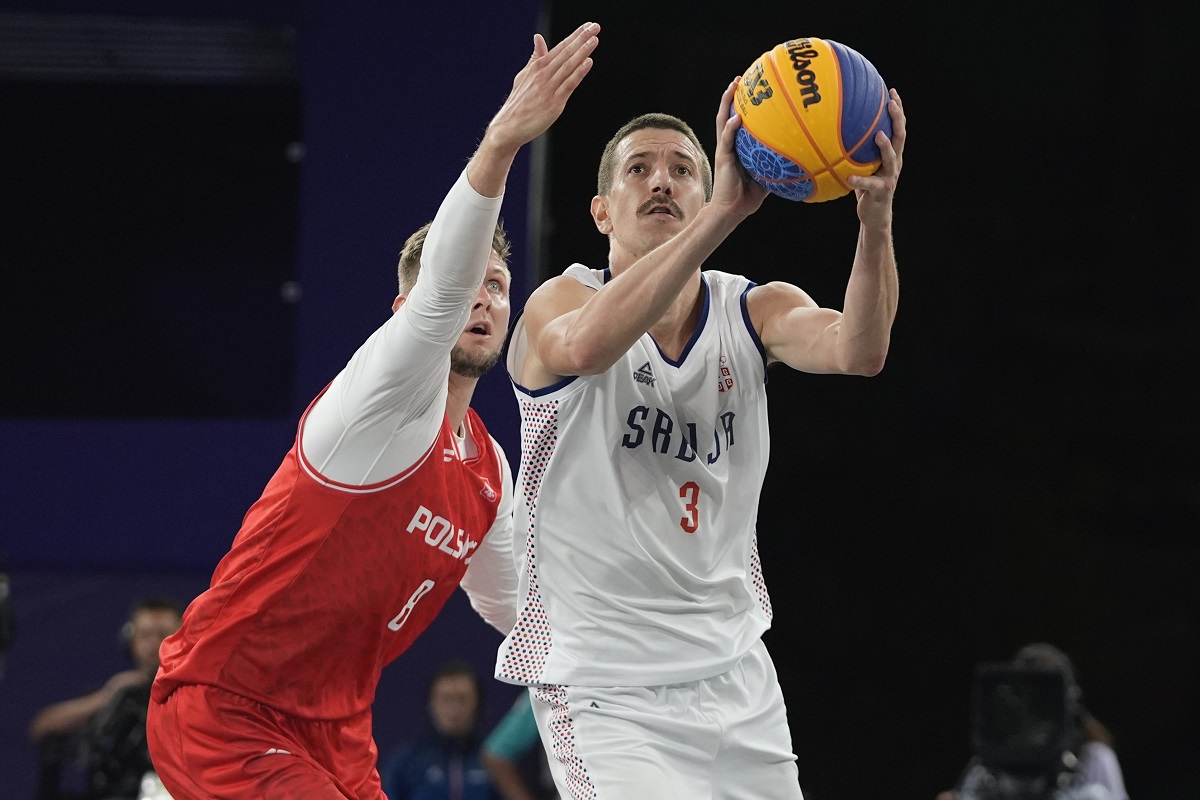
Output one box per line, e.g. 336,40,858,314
652,273,711,368
500,304,523,366
511,374,578,397
739,282,769,382
505,305,581,398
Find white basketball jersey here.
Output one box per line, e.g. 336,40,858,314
496,264,774,687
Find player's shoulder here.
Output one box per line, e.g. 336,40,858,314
744,279,818,311
525,266,598,315
700,268,749,287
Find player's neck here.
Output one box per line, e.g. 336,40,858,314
445,374,478,437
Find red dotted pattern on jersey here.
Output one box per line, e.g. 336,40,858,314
497,398,559,684
535,684,596,800
750,536,773,620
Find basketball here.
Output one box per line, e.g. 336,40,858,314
733,37,892,202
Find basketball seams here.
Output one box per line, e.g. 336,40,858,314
832,40,888,166
821,40,853,194
841,86,888,165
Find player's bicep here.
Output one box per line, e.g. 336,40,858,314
516,277,594,387
749,282,844,373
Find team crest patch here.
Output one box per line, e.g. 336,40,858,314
634,361,656,387
480,480,497,502
717,354,734,393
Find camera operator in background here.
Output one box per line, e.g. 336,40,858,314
937,643,1129,800
29,596,183,800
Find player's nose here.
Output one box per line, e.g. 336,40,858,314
473,282,491,309
649,162,673,195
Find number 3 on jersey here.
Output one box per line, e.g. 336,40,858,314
679,481,700,533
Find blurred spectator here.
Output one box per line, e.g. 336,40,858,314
29,595,182,800
381,660,498,800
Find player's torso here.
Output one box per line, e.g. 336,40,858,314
503,267,774,685
156,411,502,718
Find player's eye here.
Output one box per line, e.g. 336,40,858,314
628,164,644,174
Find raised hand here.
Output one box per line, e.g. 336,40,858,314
849,87,905,229
710,77,769,220
484,22,600,154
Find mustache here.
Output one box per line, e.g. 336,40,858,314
637,197,683,217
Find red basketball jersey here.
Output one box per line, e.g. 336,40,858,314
152,405,503,720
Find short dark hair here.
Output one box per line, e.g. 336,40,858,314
397,220,511,295
597,113,713,200
131,595,184,619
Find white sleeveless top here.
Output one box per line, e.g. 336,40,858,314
495,264,775,687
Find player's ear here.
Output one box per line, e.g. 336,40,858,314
590,195,613,235
392,294,406,313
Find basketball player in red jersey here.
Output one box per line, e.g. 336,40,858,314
145,22,600,800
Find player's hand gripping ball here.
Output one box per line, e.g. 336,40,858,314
734,37,892,202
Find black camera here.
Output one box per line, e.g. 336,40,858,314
971,662,1082,776
954,662,1095,800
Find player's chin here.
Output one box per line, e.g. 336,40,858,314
450,343,502,379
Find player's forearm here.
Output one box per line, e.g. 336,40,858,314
565,205,743,371
28,691,109,740
420,170,504,301
836,224,898,375
466,132,520,201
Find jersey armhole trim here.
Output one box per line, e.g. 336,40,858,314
511,374,579,398
740,282,769,382
296,400,441,494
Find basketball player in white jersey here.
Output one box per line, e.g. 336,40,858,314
495,79,906,798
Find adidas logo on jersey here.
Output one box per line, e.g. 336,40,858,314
634,361,656,387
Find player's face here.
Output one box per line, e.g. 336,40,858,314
428,674,479,737
450,251,511,379
593,128,708,257
129,608,182,674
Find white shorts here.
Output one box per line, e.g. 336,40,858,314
528,639,803,800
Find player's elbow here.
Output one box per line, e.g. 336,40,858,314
556,336,615,377
840,344,889,377
855,358,886,377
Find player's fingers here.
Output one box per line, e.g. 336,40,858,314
541,21,599,72
715,78,739,144
552,49,596,99
886,91,906,154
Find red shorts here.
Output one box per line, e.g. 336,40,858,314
147,683,384,800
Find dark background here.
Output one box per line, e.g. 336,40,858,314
2,1,1197,798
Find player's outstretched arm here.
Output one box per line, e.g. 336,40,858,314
417,21,599,303
467,22,599,198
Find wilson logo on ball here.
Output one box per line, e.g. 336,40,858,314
784,39,822,108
